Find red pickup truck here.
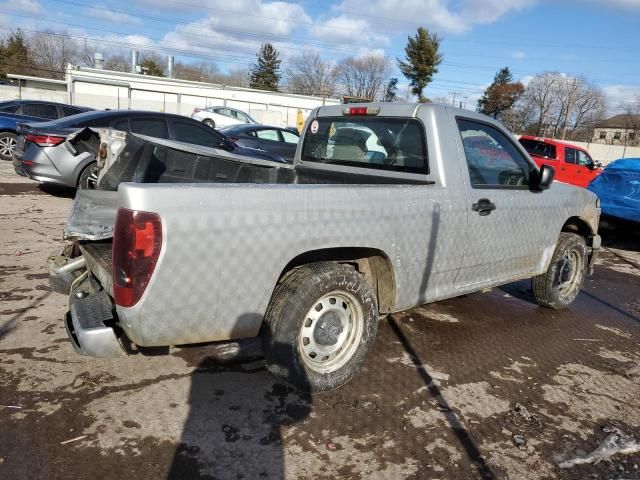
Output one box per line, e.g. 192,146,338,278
518,136,602,188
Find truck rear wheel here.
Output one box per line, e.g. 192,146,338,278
262,262,378,393
532,233,588,310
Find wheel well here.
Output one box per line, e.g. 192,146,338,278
279,247,396,313
561,217,593,240
0,129,17,134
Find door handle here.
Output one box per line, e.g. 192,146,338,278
472,198,496,216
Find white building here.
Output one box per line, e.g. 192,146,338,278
1,65,341,128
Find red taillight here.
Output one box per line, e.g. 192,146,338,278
228,136,239,142
25,133,66,147
112,208,162,308
342,106,380,116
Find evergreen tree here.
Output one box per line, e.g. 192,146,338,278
140,57,165,77
477,67,524,119
0,30,33,78
383,77,398,102
397,27,443,103
250,43,281,91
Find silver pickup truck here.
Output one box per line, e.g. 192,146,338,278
51,103,601,392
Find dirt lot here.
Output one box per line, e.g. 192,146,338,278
1,160,639,480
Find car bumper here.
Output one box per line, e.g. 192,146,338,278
64,282,126,358
13,143,71,186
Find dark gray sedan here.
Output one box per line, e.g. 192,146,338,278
219,124,300,162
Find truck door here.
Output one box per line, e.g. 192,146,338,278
453,118,557,288
562,147,584,186
577,149,598,187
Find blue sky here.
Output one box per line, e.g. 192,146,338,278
1,0,638,111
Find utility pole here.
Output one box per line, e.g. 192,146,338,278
449,91,460,106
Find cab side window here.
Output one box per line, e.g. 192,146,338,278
255,129,280,141
130,118,169,139
20,103,58,120
173,120,221,147
565,148,578,164
457,119,531,188
577,150,592,166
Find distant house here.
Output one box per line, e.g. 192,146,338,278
592,114,640,146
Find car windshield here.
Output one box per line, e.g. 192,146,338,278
519,139,557,159
301,116,428,174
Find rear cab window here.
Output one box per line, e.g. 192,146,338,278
519,138,557,159
301,116,428,175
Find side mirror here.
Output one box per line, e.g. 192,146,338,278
589,161,602,170
535,164,555,191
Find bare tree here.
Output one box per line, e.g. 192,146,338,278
79,40,97,68
29,31,78,78
104,54,128,72
336,54,392,101
286,51,337,96
516,72,605,140
215,67,250,88
518,72,560,136
174,61,220,82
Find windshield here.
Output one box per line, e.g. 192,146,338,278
519,138,557,159
301,116,428,174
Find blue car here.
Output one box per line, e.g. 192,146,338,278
0,100,93,160
587,158,640,223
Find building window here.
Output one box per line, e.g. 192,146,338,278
629,132,636,141
614,131,621,140
599,131,606,139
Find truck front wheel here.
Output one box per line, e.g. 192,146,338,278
262,262,378,393
532,233,588,309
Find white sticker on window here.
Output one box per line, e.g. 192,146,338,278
310,119,319,134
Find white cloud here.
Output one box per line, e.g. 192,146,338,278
511,51,526,59
0,0,42,14
310,15,389,49
84,6,142,25
325,0,535,36
602,84,640,112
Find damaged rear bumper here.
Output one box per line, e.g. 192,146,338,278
65,286,125,358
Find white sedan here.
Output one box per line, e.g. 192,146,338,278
191,106,256,129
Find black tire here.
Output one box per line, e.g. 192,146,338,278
77,162,98,190
0,132,17,161
262,262,378,393
532,233,588,310
203,119,215,128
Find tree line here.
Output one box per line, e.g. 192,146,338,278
1,27,618,141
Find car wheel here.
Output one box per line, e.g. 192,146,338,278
203,119,215,128
262,262,378,393
0,132,17,161
532,233,588,310
77,162,99,190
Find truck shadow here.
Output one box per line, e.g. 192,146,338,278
166,340,311,480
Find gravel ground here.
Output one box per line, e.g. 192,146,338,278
1,161,639,480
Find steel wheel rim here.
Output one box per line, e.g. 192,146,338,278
555,249,582,297
298,290,364,374
0,136,16,156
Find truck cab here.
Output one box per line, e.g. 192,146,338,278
518,135,602,188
